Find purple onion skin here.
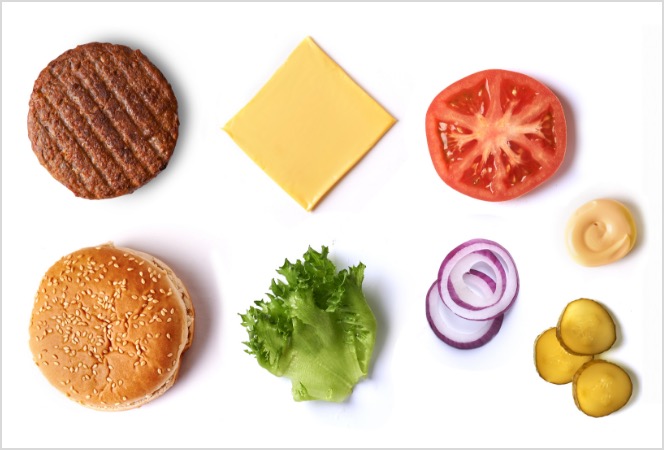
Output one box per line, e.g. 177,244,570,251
425,282,505,350
447,250,505,311
468,268,497,292
437,238,520,321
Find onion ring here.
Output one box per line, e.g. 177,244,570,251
426,281,504,350
437,239,519,321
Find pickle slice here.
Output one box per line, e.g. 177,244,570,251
573,360,633,417
535,327,593,384
557,298,616,355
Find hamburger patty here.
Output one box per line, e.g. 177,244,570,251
27,42,179,199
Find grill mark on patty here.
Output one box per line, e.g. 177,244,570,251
106,48,179,145
29,112,93,198
134,56,178,142
82,47,171,169
32,88,113,197
84,46,169,164
67,55,157,179
27,43,179,199
46,67,137,191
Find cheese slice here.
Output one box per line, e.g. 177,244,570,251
223,37,396,211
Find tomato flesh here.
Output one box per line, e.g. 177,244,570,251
426,70,567,201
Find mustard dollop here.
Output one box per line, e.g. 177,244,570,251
565,199,637,266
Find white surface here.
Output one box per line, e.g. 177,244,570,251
2,2,662,448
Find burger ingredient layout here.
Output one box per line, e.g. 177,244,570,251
224,37,396,211
240,246,376,402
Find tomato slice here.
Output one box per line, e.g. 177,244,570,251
426,69,567,201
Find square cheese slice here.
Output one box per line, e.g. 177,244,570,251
223,37,396,211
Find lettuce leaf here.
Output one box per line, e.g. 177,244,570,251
240,246,377,402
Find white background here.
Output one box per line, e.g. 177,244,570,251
2,2,662,448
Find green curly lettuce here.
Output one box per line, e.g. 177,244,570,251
240,246,377,402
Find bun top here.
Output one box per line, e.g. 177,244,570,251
29,244,193,410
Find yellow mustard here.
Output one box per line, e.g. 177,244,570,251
565,199,637,266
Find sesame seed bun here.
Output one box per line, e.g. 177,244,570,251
29,243,194,411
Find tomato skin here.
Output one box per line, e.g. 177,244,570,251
426,69,567,201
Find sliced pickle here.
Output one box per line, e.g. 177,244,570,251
557,298,616,355
535,327,593,384
573,360,633,417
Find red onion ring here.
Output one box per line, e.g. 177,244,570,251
437,239,519,321
426,281,504,350
462,268,497,301
445,249,506,311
